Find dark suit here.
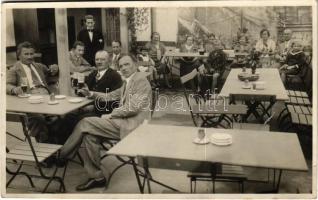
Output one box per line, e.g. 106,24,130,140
109,53,121,70
56,68,123,144
77,28,104,66
85,68,123,114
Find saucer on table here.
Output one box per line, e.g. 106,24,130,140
210,133,233,146
48,100,59,105
18,94,31,98
193,137,210,145
55,95,66,99
68,98,84,103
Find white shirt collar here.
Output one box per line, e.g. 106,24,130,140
185,44,193,51
124,72,136,85
97,68,108,80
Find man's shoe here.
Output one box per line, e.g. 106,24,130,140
76,178,107,191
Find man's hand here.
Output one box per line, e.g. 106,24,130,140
12,87,23,95
77,88,91,97
49,64,59,75
101,114,112,120
279,64,288,70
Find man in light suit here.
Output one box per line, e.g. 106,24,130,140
109,40,122,70
77,15,104,66
58,55,152,191
6,41,59,142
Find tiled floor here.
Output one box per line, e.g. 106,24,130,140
5,91,313,195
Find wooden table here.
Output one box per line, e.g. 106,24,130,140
108,124,308,193
164,50,236,59
219,68,289,101
6,95,93,115
219,68,289,122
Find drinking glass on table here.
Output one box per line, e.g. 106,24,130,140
20,77,28,95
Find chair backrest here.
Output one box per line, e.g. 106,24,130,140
6,112,41,163
303,67,312,100
229,93,276,104
180,69,198,85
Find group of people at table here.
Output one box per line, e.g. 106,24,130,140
6,15,312,192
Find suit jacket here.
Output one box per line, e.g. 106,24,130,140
6,61,50,94
85,68,122,93
92,72,152,138
77,28,104,66
109,53,122,70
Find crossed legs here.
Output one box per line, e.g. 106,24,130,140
59,117,120,179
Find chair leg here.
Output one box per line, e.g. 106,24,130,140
6,162,35,188
212,178,215,193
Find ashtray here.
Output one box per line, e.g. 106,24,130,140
238,73,260,81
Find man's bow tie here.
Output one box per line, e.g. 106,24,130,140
88,29,93,32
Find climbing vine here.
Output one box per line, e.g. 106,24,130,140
126,8,150,54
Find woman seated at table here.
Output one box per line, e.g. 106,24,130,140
137,46,159,87
279,40,307,84
255,29,276,55
178,35,202,90
145,32,171,88
200,39,227,93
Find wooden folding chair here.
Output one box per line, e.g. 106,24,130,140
181,69,247,128
229,93,276,123
136,155,246,194
6,112,67,193
278,104,312,132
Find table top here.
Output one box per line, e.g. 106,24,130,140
219,68,289,101
164,50,236,59
108,124,308,171
6,95,93,115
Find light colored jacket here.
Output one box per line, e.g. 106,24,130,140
92,72,152,138
6,61,49,94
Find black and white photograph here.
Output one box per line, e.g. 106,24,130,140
1,0,317,198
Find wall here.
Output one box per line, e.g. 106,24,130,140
6,9,16,47
152,8,178,42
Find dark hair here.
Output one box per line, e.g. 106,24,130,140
151,32,160,40
85,15,94,21
112,40,122,47
72,41,85,49
260,29,270,37
119,53,137,63
17,41,35,57
186,35,194,40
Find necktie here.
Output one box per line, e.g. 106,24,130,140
121,80,127,105
95,71,101,80
28,64,43,87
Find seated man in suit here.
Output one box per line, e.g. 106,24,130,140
109,40,122,70
6,41,59,142
69,41,95,76
56,50,123,144
77,15,104,66
85,50,123,115
58,55,152,191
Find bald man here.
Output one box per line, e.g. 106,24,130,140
277,29,294,60
58,55,152,191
